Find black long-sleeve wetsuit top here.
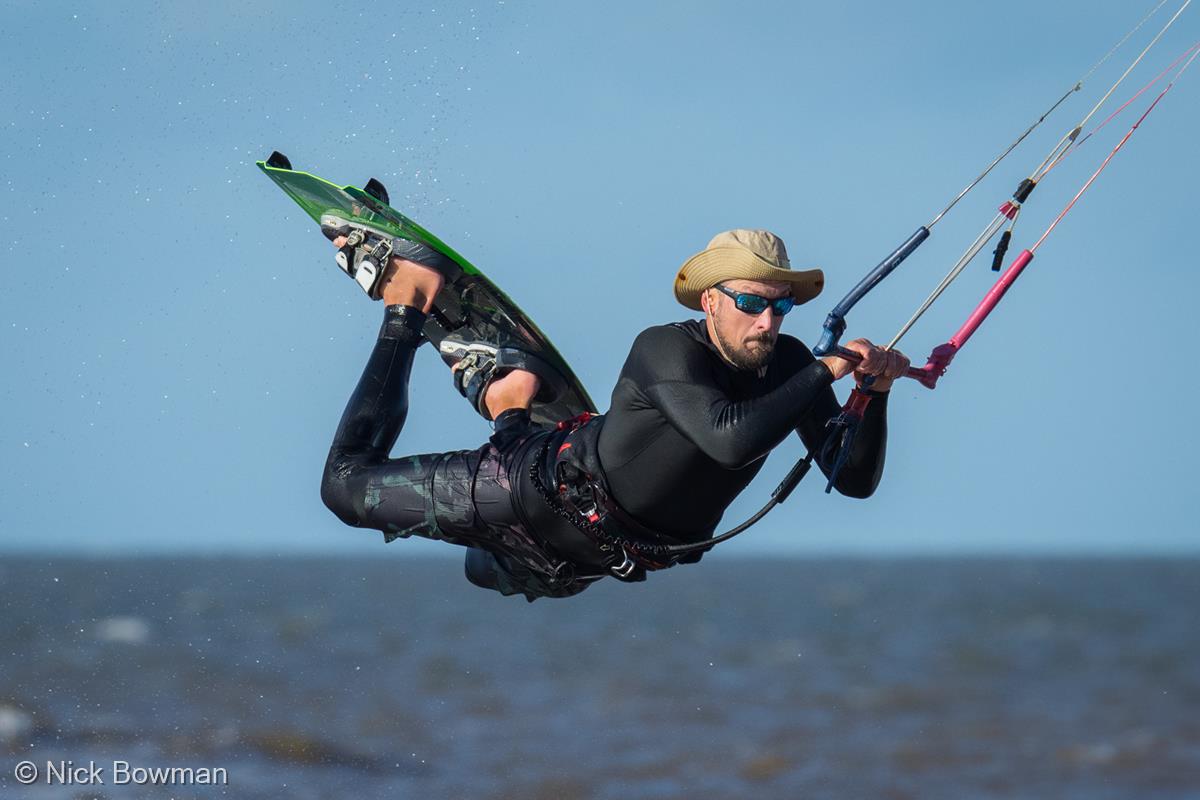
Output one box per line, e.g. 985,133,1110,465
595,319,888,542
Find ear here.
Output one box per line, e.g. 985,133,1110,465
699,287,712,313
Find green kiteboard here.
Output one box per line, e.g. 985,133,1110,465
257,151,595,426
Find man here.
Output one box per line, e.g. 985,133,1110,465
320,229,910,601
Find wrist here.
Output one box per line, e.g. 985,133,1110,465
856,377,892,394
820,356,850,381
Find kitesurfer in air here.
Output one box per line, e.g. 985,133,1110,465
319,230,911,600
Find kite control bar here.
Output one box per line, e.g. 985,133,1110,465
825,344,937,388
813,3,1192,368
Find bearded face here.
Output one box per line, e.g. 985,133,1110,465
702,279,791,371
711,317,777,370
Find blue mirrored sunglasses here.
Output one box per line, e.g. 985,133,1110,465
714,284,796,316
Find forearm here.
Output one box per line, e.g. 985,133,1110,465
830,390,888,498
648,359,836,468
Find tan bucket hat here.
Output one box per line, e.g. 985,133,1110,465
674,229,824,311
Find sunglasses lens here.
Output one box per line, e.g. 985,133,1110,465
718,285,794,316
735,295,769,314
772,297,795,316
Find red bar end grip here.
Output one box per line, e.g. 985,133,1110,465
914,342,959,389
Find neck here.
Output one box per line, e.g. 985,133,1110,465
704,314,740,370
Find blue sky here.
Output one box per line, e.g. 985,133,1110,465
2,0,1197,555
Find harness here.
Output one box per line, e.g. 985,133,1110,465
530,413,816,582
528,415,673,582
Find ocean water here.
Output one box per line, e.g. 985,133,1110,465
0,556,1197,799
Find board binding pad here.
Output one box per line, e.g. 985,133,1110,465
257,151,596,426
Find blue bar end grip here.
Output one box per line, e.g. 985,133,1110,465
810,226,931,357
813,313,846,356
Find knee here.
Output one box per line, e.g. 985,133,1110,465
320,455,363,527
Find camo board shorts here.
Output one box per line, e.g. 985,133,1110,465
325,419,598,601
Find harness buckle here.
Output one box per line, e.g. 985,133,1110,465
579,498,600,522
609,547,637,579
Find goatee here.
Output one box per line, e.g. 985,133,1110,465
715,327,776,371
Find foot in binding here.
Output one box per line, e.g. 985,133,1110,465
439,335,566,421
320,214,449,311
321,215,397,299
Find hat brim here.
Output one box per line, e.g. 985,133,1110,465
674,246,824,311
